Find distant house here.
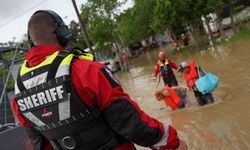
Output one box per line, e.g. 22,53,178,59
202,1,250,33
221,0,250,18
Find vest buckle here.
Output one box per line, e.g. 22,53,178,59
61,136,76,150
91,109,101,118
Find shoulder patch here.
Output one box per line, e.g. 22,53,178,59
100,68,120,88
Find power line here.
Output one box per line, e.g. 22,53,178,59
0,0,48,29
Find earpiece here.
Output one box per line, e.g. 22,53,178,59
28,10,73,48
27,32,34,48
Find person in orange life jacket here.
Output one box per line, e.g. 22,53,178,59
155,86,189,109
10,10,188,150
178,61,215,106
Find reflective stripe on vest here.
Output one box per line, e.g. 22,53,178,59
157,59,169,66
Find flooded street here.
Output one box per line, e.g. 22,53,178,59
116,40,250,150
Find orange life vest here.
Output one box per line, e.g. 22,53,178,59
182,61,199,88
163,86,181,110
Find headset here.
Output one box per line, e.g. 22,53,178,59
28,10,73,48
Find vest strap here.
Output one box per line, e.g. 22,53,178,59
47,49,72,81
34,108,101,131
17,68,27,91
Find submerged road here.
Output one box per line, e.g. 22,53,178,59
116,40,250,150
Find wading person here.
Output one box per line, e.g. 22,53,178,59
11,10,187,150
152,51,179,87
178,61,215,106
153,51,188,109
155,86,189,110
181,34,189,46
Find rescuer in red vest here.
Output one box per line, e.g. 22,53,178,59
153,51,179,87
178,61,215,106
10,10,188,150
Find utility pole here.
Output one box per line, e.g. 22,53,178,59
229,0,237,35
203,15,217,51
71,0,94,54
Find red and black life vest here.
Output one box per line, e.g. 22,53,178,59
15,49,124,150
157,59,178,87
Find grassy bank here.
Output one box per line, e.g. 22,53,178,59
219,27,250,47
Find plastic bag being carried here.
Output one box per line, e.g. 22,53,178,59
195,68,219,94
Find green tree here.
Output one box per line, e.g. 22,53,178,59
117,0,156,45
152,0,225,50
80,0,125,54
117,9,139,45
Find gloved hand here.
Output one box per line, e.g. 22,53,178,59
180,86,189,92
176,140,188,150
152,76,157,82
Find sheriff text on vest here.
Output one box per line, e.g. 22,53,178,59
17,85,65,111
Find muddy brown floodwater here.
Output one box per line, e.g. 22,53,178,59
116,39,250,150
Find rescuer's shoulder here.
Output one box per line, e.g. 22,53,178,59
68,49,104,70
72,58,106,72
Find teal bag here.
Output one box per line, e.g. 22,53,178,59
195,67,219,94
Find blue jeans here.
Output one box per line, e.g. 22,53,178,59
175,89,188,109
